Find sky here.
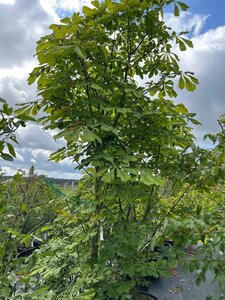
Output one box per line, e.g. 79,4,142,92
0,0,225,179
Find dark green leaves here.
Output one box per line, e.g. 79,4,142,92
174,4,179,17
0,100,25,161
1,152,14,161
7,143,16,157
174,1,189,16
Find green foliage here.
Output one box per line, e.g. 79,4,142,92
0,167,63,299
0,99,26,161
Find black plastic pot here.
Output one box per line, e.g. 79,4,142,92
135,291,158,300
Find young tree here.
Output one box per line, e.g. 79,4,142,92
13,0,224,299
0,98,25,161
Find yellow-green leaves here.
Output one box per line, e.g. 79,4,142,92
178,74,199,91
175,103,188,115
82,6,97,16
176,36,193,51
75,46,86,60
101,167,164,186
2,103,13,116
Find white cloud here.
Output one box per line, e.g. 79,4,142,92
165,12,209,36
30,158,36,164
40,0,93,15
15,152,24,162
56,0,80,11
0,0,15,4
16,124,62,151
32,149,51,161
177,25,225,139
39,0,60,22
1,166,17,176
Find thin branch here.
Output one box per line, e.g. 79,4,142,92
144,184,191,250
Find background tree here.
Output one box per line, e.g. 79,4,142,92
0,98,25,161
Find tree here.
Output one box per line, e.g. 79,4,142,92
0,98,25,161
12,0,224,299
0,166,64,299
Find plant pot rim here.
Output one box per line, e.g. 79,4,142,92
138,291,158,300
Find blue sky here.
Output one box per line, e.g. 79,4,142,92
185,0,225,31
165,0,225,33
0,0,225,178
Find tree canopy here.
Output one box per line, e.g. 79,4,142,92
0,0,224,299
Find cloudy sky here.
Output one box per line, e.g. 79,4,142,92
0,0,225,178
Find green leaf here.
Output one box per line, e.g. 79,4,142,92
101,169,114,183
8,273,17,285
182,38,193,48
178,40,186,51
15,105,30,114
185,80,196,92
0,97,6,103
1,152,13,161
91,0,100,9
174,4,179,16
91,83,103,91
74,288,95,299
82,6,96,16
75,47,86,60
189,75,199,85
100,124,118,135
178,76,185,89
177,2,189,12
189,118,201,125
117,169,130,182
3,103,13,116
125,87,142,98
7,143,16,157
175,103,188,114
16,114,37,122
140,171,164,186
1,287,12,298
196,276,202,286
40,225,53,232
82,128,102,143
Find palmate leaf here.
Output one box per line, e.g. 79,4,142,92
117,169,130,182
140,171,164,186
177,1,189,11
82,6,97,16
101,169,115,183
74,289,95,299
82,128,102,143
3,103,13,116
1,287,12,298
